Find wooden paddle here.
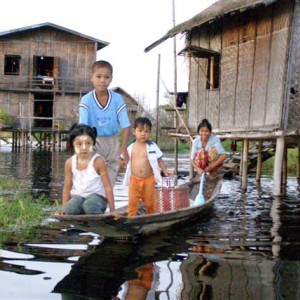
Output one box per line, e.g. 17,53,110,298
193,172,206,206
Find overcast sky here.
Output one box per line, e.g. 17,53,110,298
0,0,217,108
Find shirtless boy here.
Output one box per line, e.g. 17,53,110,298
123,117,174,216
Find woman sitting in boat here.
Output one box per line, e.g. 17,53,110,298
190,119,227,179
59,123,117,216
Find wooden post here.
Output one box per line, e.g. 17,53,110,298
297,142,300,187
241,138,249,193
273,135,285,196
155,54,161,144
282,145,287,189
172,0,178,174
210,56,214,89
239,148,243,177
256,140,262,182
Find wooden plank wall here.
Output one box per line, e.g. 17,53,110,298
188,0,293,133
0,28,96,85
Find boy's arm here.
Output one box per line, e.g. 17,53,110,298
158,159,175,176
119,127,130,164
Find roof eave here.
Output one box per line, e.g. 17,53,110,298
0,22,109,51
144,0,279,53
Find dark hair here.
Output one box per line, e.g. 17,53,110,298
133,117,152,130
69,123,97,147
197,119,212,132
91,60,113,74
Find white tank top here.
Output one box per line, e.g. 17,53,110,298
70,153,105,198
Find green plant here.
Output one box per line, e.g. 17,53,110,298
0,109,15,126
0,193,58,231
262,148,298,176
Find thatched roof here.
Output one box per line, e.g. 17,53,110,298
0,22,109,51
144,0,278,52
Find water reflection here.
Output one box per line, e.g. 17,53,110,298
0,150,300,299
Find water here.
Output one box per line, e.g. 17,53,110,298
0,147,300,300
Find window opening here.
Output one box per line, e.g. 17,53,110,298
178,45,220,89
4,55,21,75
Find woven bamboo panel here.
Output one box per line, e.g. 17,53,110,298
265,29,289,126
250,34,271,127
235,40,255,128
188,56,199,131
219,46,238,128
207,90,220,128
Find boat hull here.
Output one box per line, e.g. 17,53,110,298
52,178,222,238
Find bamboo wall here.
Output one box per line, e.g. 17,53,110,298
187,0,294,133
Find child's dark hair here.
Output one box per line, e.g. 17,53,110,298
91,60,113,74
197,119,212,132
134,117,152,130
69,123,97,147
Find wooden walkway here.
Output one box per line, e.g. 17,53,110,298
0,127,68,150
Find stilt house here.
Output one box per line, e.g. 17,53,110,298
0,22,109,130
145,0,300,195
0,22,140,148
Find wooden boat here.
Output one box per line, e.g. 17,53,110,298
52,176,222,239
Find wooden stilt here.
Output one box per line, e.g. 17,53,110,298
282,145,287,185
273,135,285,196
297,142,300,187
256,140,262,182
241,138,249,193
239,146,243,177
282,144,287,196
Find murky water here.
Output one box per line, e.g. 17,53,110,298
0,147,300,300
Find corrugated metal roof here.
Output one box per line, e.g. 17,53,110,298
144,0,279,52
0,22,109,50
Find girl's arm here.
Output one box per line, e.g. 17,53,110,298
95,158,116,213
62,158,73,208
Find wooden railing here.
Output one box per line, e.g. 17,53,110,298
0,76,93,93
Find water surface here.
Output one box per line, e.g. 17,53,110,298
0,148,299,299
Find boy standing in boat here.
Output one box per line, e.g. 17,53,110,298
123,117,174,216
78,60,131,187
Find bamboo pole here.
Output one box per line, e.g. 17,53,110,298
241,138,249,193
210,56,214,89
297,142,300,187
155,54,161,144
172,0,178,174
256,140,262,182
